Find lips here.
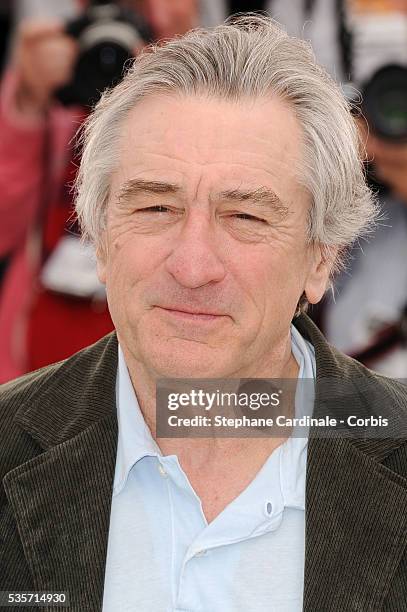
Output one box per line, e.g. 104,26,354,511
155,305,227,322
159,305,224,316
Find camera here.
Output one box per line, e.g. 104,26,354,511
347,8,407,142
56,0,151,108
361,64,407,143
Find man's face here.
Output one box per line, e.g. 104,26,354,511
98,94,330,378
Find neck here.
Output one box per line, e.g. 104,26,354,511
119,329,299,451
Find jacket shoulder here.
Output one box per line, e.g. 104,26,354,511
329,342,407,410
0,333,117,478
296,312,407,412
0,332,115,412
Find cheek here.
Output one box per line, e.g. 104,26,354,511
109,230,162,274
105,234,170,310
250,244,308,309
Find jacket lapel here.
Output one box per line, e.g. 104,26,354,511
3,333,119,610
295,314,407,611
3,416,117,610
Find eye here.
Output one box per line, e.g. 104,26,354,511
232,213,267,224
140,205,172,213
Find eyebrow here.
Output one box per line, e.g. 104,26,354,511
216,187,289,218
117,179,289,218
117,179,181,204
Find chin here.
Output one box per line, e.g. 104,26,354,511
146,340,229,379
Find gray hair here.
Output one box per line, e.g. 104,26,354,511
75,13,378,281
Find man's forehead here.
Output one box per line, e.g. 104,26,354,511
122,92,301,142
118,94,304,181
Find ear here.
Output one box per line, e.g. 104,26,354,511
304,244,337,304
95,234,108,284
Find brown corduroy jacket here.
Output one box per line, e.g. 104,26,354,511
0,314,407,612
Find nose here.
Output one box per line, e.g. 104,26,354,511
165,210,226,288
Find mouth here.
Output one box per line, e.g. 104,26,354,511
155,306,226,322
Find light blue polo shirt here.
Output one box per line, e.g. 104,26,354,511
102,325,315,611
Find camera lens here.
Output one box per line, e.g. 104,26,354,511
362,64,407,142
100,45,118,72
377,90,407,135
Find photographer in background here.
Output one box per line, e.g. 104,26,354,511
319,0,407,376
0,0,202,383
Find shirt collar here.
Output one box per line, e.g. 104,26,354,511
113,345,161,495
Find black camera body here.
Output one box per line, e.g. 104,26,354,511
56,1,151,108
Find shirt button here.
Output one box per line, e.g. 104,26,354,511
194,549,207,557
158,463,167,477
265,501,273,517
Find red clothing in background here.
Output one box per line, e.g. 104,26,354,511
0,69,113,382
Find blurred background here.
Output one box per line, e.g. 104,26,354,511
0,0,406,383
